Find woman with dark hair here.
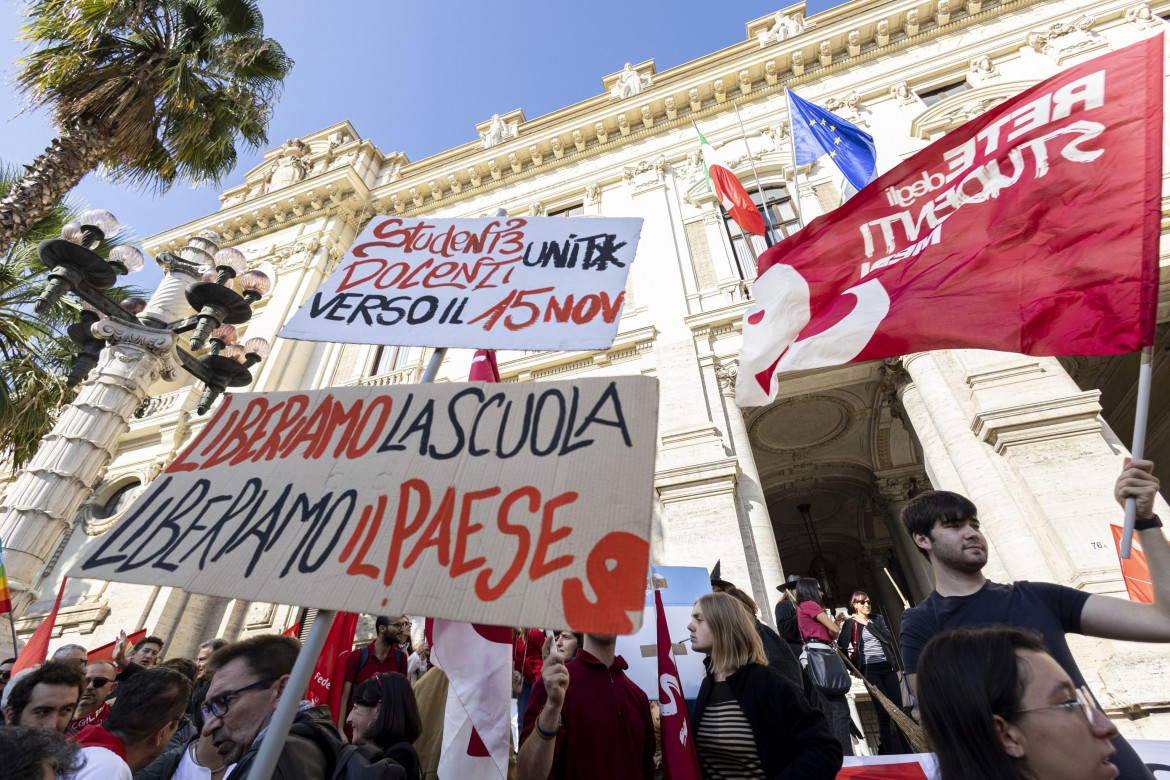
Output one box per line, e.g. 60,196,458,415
794,578,853,756
837,590,909,754
688,592,843,779
553,630,582,661
346,672,423,780
918,627,1119,780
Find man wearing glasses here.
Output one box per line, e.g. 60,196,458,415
200,633,339,779
899,459,1170,779
71,667,191,779
336,615,410,741
68,660,119,733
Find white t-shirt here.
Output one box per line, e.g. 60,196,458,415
70,745,132,780
172,742,235,780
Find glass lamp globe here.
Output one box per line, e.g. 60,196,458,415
108,246,145,274
213,248,248,276
78,209,119,238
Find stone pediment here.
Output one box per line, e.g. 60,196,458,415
909,80,1040,140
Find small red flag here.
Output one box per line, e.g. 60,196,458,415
738,37,1162,407
1111,524,1154,603
87,629,147,664
468,349,501,382
304,611,359,720
282,622,301,637
656,590,702,779
12,578,67,674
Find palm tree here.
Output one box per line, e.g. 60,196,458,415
0,0,292,257
0,163,142,471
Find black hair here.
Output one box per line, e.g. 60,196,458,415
104,667,192,744
1,657,16,666
353,672,422,750
901,490,978,560
794,577,823,605
199,638,228,653
0,726,83,779
132,635,164,653
208,633,300,680
917,627,1047,780
4,659,84,724
375,616,391,632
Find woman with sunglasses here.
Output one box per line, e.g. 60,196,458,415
917,627,1120,780
836,590,909,754
346,671,423,780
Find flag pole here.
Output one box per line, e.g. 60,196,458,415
784,89,807,230
732,100,777,247
1121,344,1155,558
246,208,508,780
7,611,17,656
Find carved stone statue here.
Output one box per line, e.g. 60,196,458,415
1126,2,1162,28
967,54,1000,84
610,63,652,100
480,114,516,148
889,81,916,105
758,11,811,46
269,140,310,190
1026,14,1103,61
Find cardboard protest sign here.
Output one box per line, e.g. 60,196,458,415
279,216,643,351
616,566,710,699
69,377,659,634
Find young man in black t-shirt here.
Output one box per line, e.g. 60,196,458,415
899,458,1169,779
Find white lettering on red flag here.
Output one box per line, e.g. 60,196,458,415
737,36,1162,407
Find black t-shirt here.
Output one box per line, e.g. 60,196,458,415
900,579,1089,681
901,580,1155,780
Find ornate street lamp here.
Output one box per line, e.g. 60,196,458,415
0,213,273,617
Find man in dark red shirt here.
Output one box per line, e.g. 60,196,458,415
336,615,410,741
518,634,655,780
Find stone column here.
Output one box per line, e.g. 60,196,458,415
221,599,252,641
716,361,786,622
874,472,935,602
0,234,212,617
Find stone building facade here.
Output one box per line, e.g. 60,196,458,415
7,0,1170,738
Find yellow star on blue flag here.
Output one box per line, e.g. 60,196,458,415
787,88,878,192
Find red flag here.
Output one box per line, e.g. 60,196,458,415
305,611,359,720
282,622,301,637
656,590,702,779
737,37,1161,407
87,629,147,664
469,349,501,382
1111,524,1154,603
698,127,767,236
12,578,67,674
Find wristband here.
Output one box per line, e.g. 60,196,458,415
535,714,561,740
1135,515,1163,531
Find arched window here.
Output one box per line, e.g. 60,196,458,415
723,184,801,276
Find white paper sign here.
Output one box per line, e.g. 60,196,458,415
69,377,659,634
279,216,643,351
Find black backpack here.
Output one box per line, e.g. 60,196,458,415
356,646,408,678
331,743,408,780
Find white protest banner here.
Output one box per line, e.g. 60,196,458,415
278,216,643,351
68,377,659,634
616,566,710,700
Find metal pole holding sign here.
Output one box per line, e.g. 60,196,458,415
1121,345,1155,559
245,208,508,778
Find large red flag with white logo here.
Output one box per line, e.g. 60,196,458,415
304,611,358,718
656,590,702,779
737,36,1162,407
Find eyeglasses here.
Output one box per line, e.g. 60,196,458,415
392,621,412,629
86,677,113,688
1014,686,1103,727
201,676,279,720
853,599,871,605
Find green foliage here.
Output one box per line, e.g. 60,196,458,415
16,0,293,192
0,163,144,471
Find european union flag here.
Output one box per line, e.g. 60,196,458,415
787,89,877,192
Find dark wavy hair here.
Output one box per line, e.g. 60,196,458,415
353,672,422,750
0,725,83,779
901,490,978,559
4,658,84,724
794,577,823,606
917,627,1047,780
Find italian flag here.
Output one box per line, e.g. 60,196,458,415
697,127,766,236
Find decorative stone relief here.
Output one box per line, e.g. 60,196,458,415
392,194,405,214
1125,2,1162,28
714,79,727,103
791,50,805,76
714,361,738,393
572,130,586,151
847,30,861,57
429,180,443,202
765,60,778,85
479,114,518,148
936,0,951,25
595,121,609,144
488,159,502,180
609,62,652,101
965,0,981,15
618,113,631,136
825,92,866,126
585,182,602,205
530,145,543,166
967,54,1000,84
876,19,890,45
819,41,832,67
757,11,813,46
468,167,482,187
641,106,654,129
1026,15,1105,63
528,202,545,217
448,173,462,195
738,70,752,96
665,96,677,119
889,81,917,105
269,139,311,190
508,152,522,173
906,9,920,35
550,137,564,159
622,156,667,193
761,122,790,147
688,88,702,112
410,187,423,208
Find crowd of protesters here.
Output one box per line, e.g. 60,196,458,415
0,458,1166,780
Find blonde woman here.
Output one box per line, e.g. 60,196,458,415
688,592,842,779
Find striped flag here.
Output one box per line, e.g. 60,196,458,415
696,126,766,236
0,542,11,615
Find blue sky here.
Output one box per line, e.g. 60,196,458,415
1,0,838,263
